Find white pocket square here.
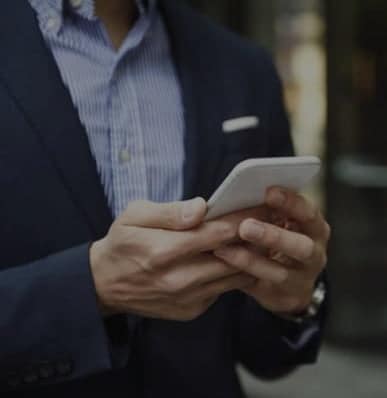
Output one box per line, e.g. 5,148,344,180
222,116,260,134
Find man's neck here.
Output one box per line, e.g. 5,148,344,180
95,0,137,50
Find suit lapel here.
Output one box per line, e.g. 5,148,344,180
160,0,223,200
0,0,112,238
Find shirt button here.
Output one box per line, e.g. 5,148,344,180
45,17,61,32
55,360,73,376
119,149,131,164
70,0,83,8
38,364,55,379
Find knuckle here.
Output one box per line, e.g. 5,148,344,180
284,193,304,215
159,276,182,294
264,227,281,247
300,237,315,262
148,244,169,268
278,190,291,209
215,222,236,242
228,247,247,265
323,221,332,241
141,256,154,272
108,229,130,254
303,205,319,224
145,254,157,271
163,270,192,294
163,203,181,229
233,249,247,267
224,247,254,270
144,255,159,272
224,248,237,263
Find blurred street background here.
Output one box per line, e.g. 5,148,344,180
188,0,387,396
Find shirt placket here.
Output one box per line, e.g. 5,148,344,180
109,58,149,217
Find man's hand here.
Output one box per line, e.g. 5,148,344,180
214,187,330,316
90,198,254,321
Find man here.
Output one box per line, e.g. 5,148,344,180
0,0,330,396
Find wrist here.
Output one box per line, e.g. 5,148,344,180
89,240,117,318
274,282,326,324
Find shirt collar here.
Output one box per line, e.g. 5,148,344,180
29,0,154,35
45,0,148,15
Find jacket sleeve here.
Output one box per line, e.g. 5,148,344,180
0,243,131,391
234,54,326,379
234,293,325,379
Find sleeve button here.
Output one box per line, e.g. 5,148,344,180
39,364,55,379
55,360,73,376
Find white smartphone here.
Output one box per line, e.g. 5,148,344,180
205,156,321,220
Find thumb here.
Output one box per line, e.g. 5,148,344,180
119,197,207,230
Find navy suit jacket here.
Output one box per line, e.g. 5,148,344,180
0,0,324,396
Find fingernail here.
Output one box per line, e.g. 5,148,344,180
268,189,286,207
182,198,202,222
245,221,265,238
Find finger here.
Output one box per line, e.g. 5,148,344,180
213,205,271,224
214,244,288,283
156,219,240,261
124,218,240,270
159,254,240,292
265,187,331,241
239,219,326,269
120,198,207,230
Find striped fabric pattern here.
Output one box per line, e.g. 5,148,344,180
28,0,185,217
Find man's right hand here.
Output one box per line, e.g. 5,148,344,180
90,198,254,321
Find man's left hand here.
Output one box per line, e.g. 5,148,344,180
214,187,330,316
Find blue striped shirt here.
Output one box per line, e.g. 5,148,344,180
28,0,185,217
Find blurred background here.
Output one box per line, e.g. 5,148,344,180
187,0,387,397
